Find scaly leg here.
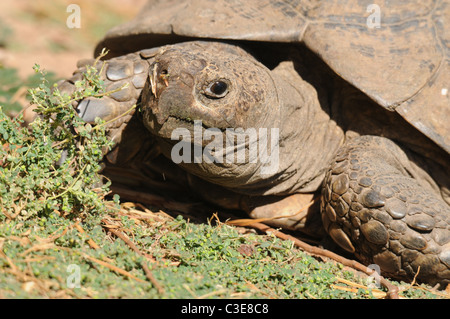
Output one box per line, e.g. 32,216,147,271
321,135,450,285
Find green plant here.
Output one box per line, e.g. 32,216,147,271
0,56,119,220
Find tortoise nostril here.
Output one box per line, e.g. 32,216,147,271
159,69,169,87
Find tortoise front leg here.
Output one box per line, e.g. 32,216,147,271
40,49,160,164
25,49,156,127
321,135,450,286
64,50,156,148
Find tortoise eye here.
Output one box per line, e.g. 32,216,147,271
204,80,229,98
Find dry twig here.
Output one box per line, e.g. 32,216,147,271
83,253,145,283
101,218,165,295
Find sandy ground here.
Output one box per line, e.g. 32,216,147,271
0,0,147,79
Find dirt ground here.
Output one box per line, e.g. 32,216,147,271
0,0,147,79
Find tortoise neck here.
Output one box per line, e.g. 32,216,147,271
268,61,344,194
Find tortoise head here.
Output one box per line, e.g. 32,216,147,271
140,41,285,190
141,41,279,136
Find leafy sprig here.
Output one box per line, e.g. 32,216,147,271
0,53,119,220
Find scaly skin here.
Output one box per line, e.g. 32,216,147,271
321,136,450,285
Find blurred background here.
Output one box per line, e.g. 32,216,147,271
0,0,147,114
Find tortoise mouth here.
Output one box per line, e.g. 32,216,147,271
143,82,231,141
166,115,226,131
146,112,229,147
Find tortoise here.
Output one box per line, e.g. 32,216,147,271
44,0,450,286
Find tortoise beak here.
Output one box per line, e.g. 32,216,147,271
143,61,196,128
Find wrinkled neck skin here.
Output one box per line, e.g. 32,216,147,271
235,61,344,196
